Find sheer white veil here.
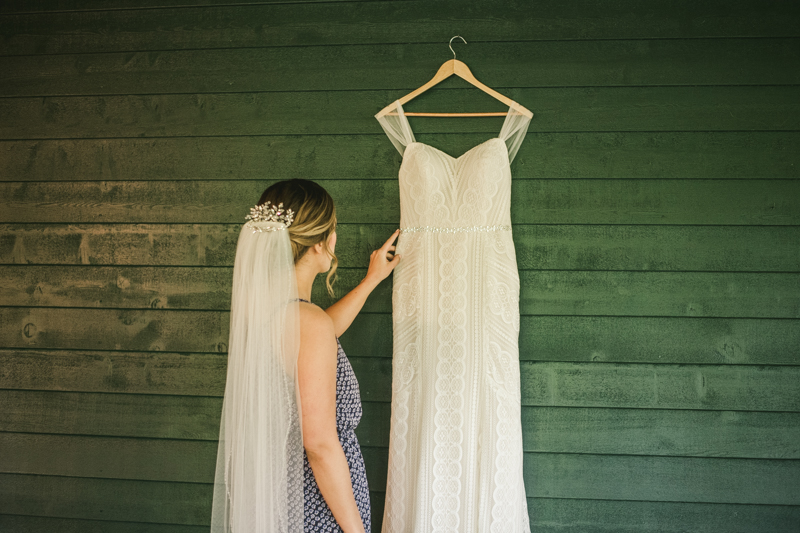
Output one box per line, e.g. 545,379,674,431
211,217,303,533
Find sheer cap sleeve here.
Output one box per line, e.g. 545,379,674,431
375,101,415,156
499,102,532,164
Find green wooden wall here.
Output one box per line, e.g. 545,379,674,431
1,1,799,531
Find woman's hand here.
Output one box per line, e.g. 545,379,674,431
324,229,401,338
364,229,402,285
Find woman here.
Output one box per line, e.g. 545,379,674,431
211,179,400,533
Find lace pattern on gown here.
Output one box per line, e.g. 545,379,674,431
377,101,532,533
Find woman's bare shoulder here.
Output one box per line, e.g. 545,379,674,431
298,302,335,339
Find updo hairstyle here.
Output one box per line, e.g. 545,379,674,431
258,179,338,296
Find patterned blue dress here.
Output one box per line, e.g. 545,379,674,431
302,306,371,532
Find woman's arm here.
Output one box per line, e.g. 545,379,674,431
298,304,365,533
325,229,401,336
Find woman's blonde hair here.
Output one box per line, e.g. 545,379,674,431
258,179,338,296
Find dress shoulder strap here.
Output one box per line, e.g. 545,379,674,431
499,102,532,164
375,101,416,156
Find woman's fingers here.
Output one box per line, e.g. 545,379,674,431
380,229,400,251
365,230,402,284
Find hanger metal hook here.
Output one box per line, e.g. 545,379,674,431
449,35,467,60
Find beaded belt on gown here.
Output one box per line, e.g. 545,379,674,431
400,225,511,234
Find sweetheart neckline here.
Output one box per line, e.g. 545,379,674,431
404,136,508,162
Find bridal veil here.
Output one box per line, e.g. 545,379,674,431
211,216,303,533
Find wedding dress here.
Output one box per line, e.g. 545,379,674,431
377,101,532,533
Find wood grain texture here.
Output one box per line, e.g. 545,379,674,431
4,347,800,456
3,344,800,409
4,498,798,533
0,473,210,525
3,0,800,529
0,265,393,311
0,515,207,533
525,453,800,505
0,0,375,13
513,224,800,272
0,347,228,396
353,359,800,411
518,315,800,364
361,448,800,506
3,132,798,182
3,223,799,272
2,358,797,425
3,39,799,97
520,361,800,412
0,308,230,354
522,270,800,319
2,87,799,140
0,432,216,483
0,224,243,267
0,390,222,439
2,0,798,55
2,403,798,469
0,223,402,270
3,265,798,318
522,407,800,459
0,265,236,310
526,498,800,533
2,309,798,367
360,404,800,459
3,180,799,225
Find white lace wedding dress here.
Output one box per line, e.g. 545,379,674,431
377,101,532,533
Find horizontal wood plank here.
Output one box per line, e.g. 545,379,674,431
3,387,798,459
2,87,800,140
3,132,798,182
3,498,799,533
0,265,237,310
0,0,370,12
2,409,798,488
4,39,799,97
526,452,800,505
3,0,798,529
526,497,800,533
520,270,800,319
0,308,231,354
514,224,800,272
352,359,800,411
0,473,210,525
358,404,800,459
362,447,800,506
0,346,228,395
0,514,206,533
2,393,797,456
518,315,800,365
3,265,798,318
2,309,798,368
1,361,797,441
0,432,216,483
0,224,239,267
3,223,799,273
522,407,800,459
520,362,800,412
2,0,798,55
0,390,222,439
3,180,799,225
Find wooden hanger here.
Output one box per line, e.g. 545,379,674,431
376,36,533,119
